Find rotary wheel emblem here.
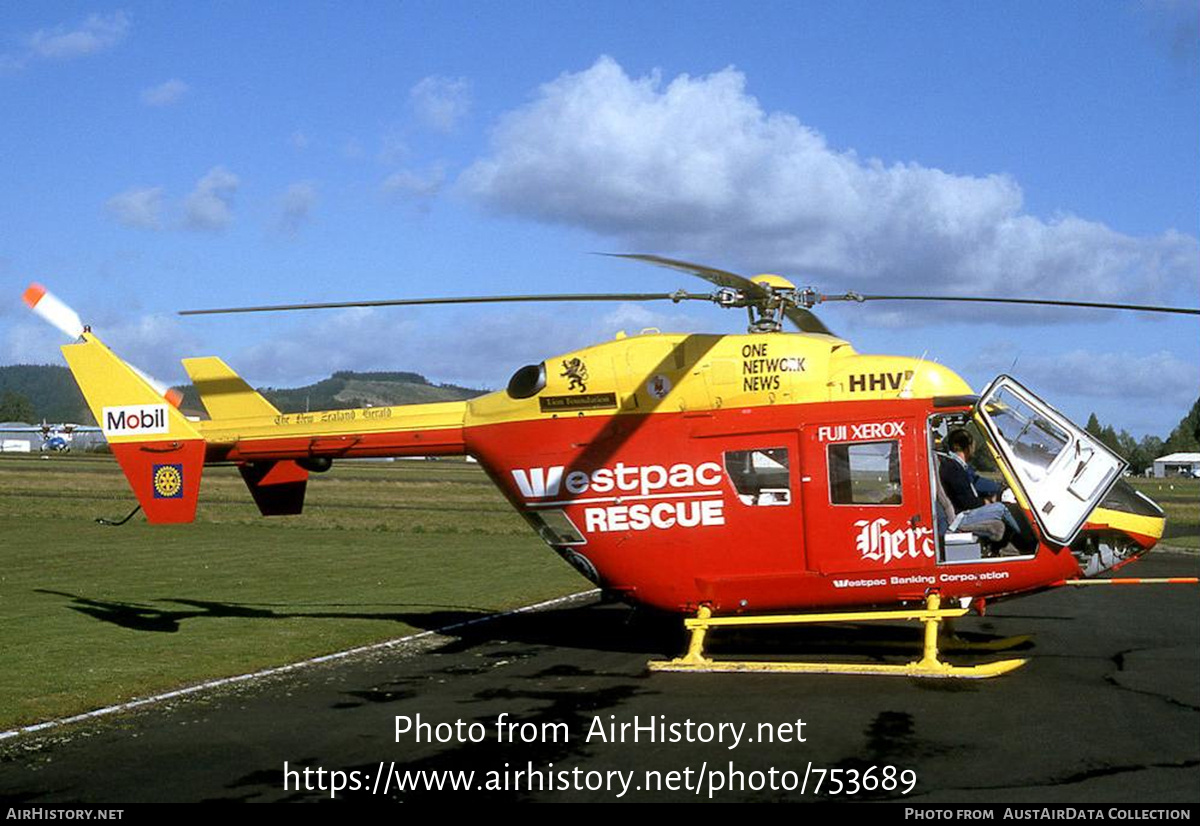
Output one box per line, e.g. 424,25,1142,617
153,465,183,498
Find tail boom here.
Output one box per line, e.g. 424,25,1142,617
197,401,468,463
62,332,469,523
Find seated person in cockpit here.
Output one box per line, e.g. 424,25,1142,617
941,429,1003,510
938,429,1035,552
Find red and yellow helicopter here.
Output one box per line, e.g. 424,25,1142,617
22,256,1199,678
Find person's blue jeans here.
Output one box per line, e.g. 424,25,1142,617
952,502,1022,537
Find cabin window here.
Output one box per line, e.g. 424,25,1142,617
724,447,791,506
828,441,902,505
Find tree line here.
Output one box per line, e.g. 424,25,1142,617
1085,396,1200,475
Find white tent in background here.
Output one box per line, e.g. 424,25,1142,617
1152,453,1200,478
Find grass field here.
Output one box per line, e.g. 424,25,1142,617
0,456,1196,732
1128,477,1200,550
0,455,590,730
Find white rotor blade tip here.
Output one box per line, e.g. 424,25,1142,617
129,363,183,409
22,283,85,339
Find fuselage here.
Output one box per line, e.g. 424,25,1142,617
184,329,1163,614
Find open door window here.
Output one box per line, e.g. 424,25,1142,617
975,376,1126,546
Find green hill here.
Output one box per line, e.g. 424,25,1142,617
0,364,96,424
0,364,486,424
177,370,484,414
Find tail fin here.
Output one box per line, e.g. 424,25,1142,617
62,333,205,524
181,356,310,516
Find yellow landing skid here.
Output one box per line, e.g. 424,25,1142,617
647,594,1027,679
858,633,1033,654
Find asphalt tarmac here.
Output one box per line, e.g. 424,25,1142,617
1,552,1197,804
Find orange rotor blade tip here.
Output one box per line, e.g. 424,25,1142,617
164,388,184,409
22,283,46,308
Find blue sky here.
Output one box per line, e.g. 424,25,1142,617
1,2,1197,438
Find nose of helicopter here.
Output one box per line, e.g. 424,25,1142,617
1073,479,1165,577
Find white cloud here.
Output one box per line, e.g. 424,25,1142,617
275,181,317,236
0,54,24,75
104,186,163,230
228,298,712,391
141,78,188,107
969,347,1199,407
26,11,130,60
233,307,563,389
101,314,199,385
461,57,1199,316
599,302,704,335
1,319,66,366
183,166,240,232
382,165,445,208
378,132,409,165
410,75,471,133
2,308,196,388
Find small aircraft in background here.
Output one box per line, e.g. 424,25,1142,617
0,420,102,453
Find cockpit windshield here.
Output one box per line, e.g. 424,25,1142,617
976,376,1125,546
983,387,1069,482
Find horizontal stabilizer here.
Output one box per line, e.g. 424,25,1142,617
182,356,280,420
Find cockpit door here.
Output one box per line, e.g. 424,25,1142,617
975,375,1126,546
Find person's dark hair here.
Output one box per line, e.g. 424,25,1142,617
946,429,974,454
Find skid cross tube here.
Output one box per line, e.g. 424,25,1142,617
648,593,1027,679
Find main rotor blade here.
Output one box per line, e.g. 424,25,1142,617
819,293,1200,316
612,253,837,336
180,292,710,316
783,306,834,335
605,253,774,301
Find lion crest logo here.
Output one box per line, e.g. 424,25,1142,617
560,358,588,392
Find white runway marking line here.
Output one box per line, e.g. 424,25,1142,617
0,589,601,742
